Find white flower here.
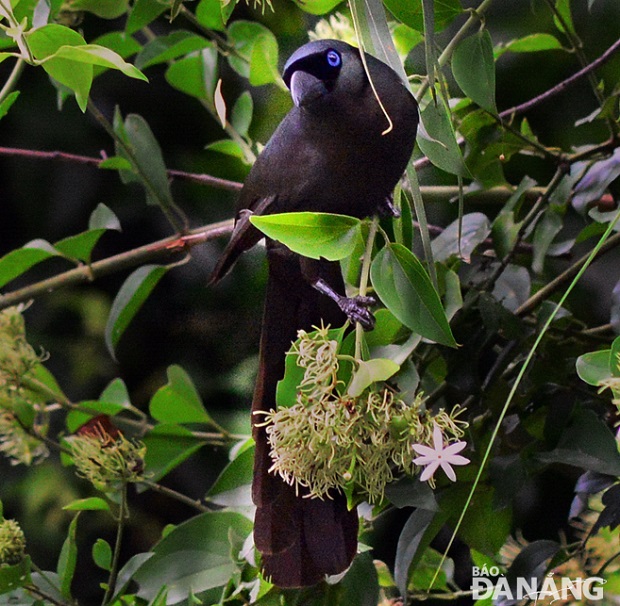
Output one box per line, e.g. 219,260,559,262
412,423,469,483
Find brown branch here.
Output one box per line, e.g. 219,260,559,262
0,220,233,310
499,37,620,120
515,231,620,317
0,146,243,192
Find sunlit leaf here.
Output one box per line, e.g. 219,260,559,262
0,90,19,120
0,245,59,289
126,0,168,34
250,212,362,261
165,47,218,100
63,498,111,512
150,365,212,425
92,539,113,571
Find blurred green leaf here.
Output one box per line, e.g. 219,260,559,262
63,497,111,512
0,90,19,120
290,0,343,14
196,0,226,30
227,21,279,85
126,0,168,34
54,229,107,264
165,48,218,100
231,91,253,138
536,409,620,475
113,110,175,212
365,308,404,348
452,29,497,113
0,556,31,595
498,33,563,56
251,212,362,261
92,539,113,571
371,244,457,347
57,514,79,599
417,99,468,176
383,0,462,32
205,139,246,159
135,31,211,70
105,264,168,359
66,0,129,18
532,207,563,274
150,365,212,425
553,0,576,35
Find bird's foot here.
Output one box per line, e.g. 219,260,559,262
337,295,376,331
377,194,401,218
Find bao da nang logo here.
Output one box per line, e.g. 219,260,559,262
471,566,606,603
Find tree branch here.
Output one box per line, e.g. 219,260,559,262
0,220,233,310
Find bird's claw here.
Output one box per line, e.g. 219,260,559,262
377,194,401,218
338,295,376,331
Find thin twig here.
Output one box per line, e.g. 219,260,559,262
515,231,620,317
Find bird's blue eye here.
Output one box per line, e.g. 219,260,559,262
326,50,341,68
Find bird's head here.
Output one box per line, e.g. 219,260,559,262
282,40,367,111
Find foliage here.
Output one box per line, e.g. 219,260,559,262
0,0,620,605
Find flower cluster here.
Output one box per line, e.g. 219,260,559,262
67,422,147,493
0,518,26,566
309,13,357,47
257,326,468,502
0,307,49,466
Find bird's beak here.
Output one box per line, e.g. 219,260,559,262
289,70,325,108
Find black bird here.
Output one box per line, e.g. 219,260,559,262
210,39,418,587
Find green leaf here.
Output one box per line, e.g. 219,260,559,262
48,44,147,81
417,99,468,176
500,33,563,55
431,212,491,262
207,444,254,508
92,539,113,571
113,110,175,212
370,244,457,347
143,424,206,482
54,229,107,263
452,29,497,113
165,48,218,100
0,245,59,289
99,156,133,171
0,90,19,120
150,365,212,424
532,207,563,274
26,24,92,111
128,512,253,603
248,31,280,86
553,0,576,35
347,358,400,397
205,139,245,159
89,203,121,231
227,21,280,86
135,31,212,70
0,556,31,595
250,212,362,261
290,0,343,15
100,378,132,409
63,497,111,512
57,514,79,599
576,349,612,386
536,409,620,476
394,508,436,597
105,264,168,358
196,0,226,31
126,0,168,34
365,308,404,347
383,0,462,32
67,0,129,18
231,91,253,138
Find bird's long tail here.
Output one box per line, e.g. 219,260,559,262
252,244,358,587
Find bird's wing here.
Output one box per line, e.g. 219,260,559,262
209,195,277,284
